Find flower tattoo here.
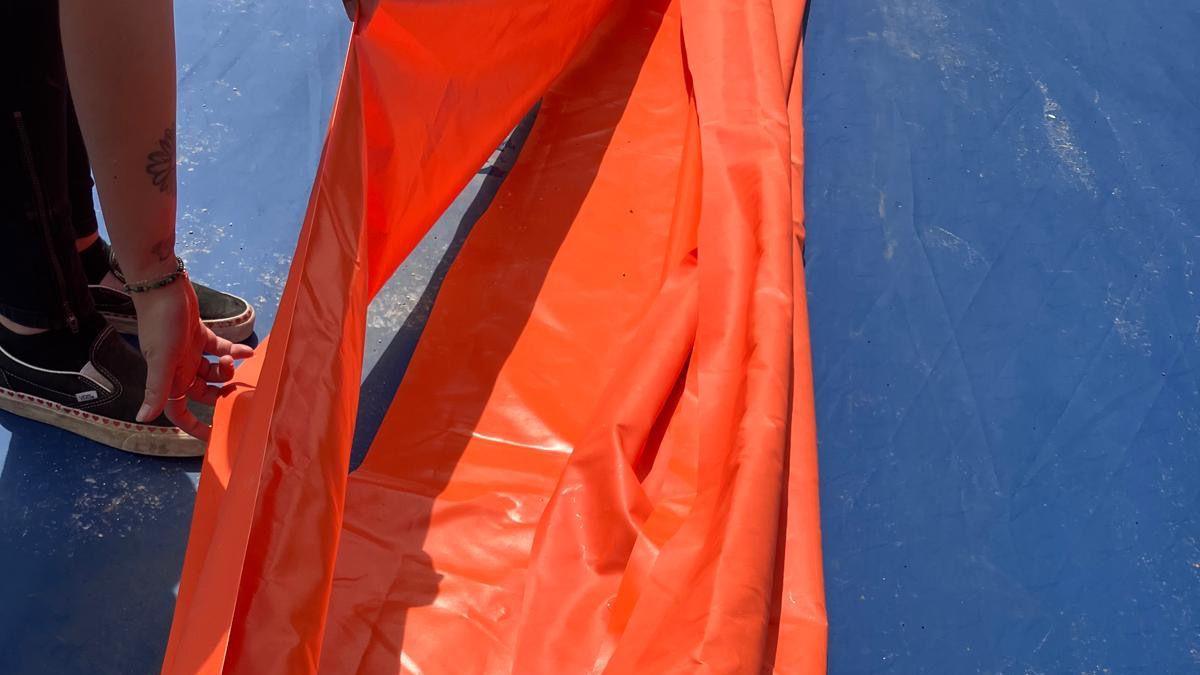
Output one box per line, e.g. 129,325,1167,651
146,126,176,195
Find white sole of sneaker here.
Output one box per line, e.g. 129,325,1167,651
0,385,205,457
103,300,256,344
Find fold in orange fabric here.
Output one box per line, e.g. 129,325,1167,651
162,0,823,672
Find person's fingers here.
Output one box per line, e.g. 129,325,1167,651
185,374,219,401
196,358,222,382
216,354,235,381
196,354,235,383
138,348,176,423
169,361,197,399
187,382,227,406
165,396,211,442
163,367,211,441
203,326,254,360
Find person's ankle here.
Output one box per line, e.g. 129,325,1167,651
96,270,124,292
75,231,101,253
78,236,115,286
0,313,106,371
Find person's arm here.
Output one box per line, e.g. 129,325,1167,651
59,0,250,439
60,0,176,287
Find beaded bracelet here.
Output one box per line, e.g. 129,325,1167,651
123,256,187,294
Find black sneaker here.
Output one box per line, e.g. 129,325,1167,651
0,317,205,457
84,240,256,342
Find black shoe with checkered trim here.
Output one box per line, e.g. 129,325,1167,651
83,239,255,343
0,316,203,457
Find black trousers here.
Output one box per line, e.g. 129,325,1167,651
1,1,99,330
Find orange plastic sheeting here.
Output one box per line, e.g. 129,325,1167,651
161,1,616,672
163,0,823,672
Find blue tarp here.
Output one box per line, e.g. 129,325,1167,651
0,4,523,672
805,0,1200,671
0,6,346,674
1,0,1198,672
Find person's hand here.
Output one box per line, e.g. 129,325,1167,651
132,276,253,441
342,0,357,21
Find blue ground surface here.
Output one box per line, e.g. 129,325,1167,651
0,3,521,673
3,1,1198,673
804,0,1200,672
0,4,347,673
